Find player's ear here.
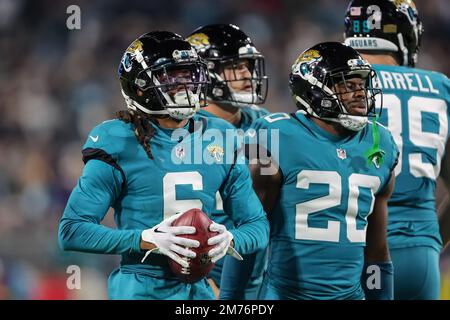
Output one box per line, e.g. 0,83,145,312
137,89,144,97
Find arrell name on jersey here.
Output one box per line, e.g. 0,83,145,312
374,70,440,94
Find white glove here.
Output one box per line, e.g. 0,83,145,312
141,212,200,268
207,222,243,263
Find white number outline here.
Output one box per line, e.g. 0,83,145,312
163,172,203,219
378,94,447,179
295,170,380,243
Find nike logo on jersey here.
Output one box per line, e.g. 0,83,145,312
89,135,99,143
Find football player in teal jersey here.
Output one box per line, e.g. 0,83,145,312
344,0,450,299
58,31,269,300
186,24,270,299
232,42,399,299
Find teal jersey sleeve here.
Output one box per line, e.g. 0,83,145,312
220,151,269,255
196,115,269,253
82,119,131,155
196,110,270,292
374,121,400,193
58,159,142,254
249,113,285,166
218,114,279,299
59,120,142,255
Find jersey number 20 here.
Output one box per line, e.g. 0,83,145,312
296,170,381,243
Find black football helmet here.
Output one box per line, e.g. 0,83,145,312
186,24,268,107
118,31,210,120
344,0,423,67
289,42,382,131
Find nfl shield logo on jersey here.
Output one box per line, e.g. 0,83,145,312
336,148,347,160
175,146,185,159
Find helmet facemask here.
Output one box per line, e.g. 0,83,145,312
320,66,381,131
124,47,210,120
295,62,382,132
137,62,209,120
211,48,268,107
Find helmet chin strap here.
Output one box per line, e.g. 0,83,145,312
324,115,368,131
166,90,200,120
332,96,369,131
213,72,257,107
320,100,369,132
229,91,258,107
336,114,368,131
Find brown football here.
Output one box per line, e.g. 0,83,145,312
168,208,218,283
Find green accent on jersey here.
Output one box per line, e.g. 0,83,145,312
364,116,386,168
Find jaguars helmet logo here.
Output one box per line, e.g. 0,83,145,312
392,0,416,9
291,49,323,79
297,49,322,63
126,39,144,54
120,39,144,74
392,0,419,24
207,144,224,163
186,33,210,50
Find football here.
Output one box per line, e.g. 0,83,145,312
168,208,218,283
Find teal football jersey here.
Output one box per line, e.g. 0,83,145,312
197,104,270,131
196,105,270,293
252,111,398,299
373,64,450,250
58,115,269,279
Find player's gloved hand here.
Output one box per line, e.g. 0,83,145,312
207,222,243,263
141,212,200,268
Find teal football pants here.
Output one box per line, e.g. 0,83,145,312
390,246,440,300
108,268,215,300
257,275,364,300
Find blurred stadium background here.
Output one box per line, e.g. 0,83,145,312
0,0,449,299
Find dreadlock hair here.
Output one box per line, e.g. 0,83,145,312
116,109,157,160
